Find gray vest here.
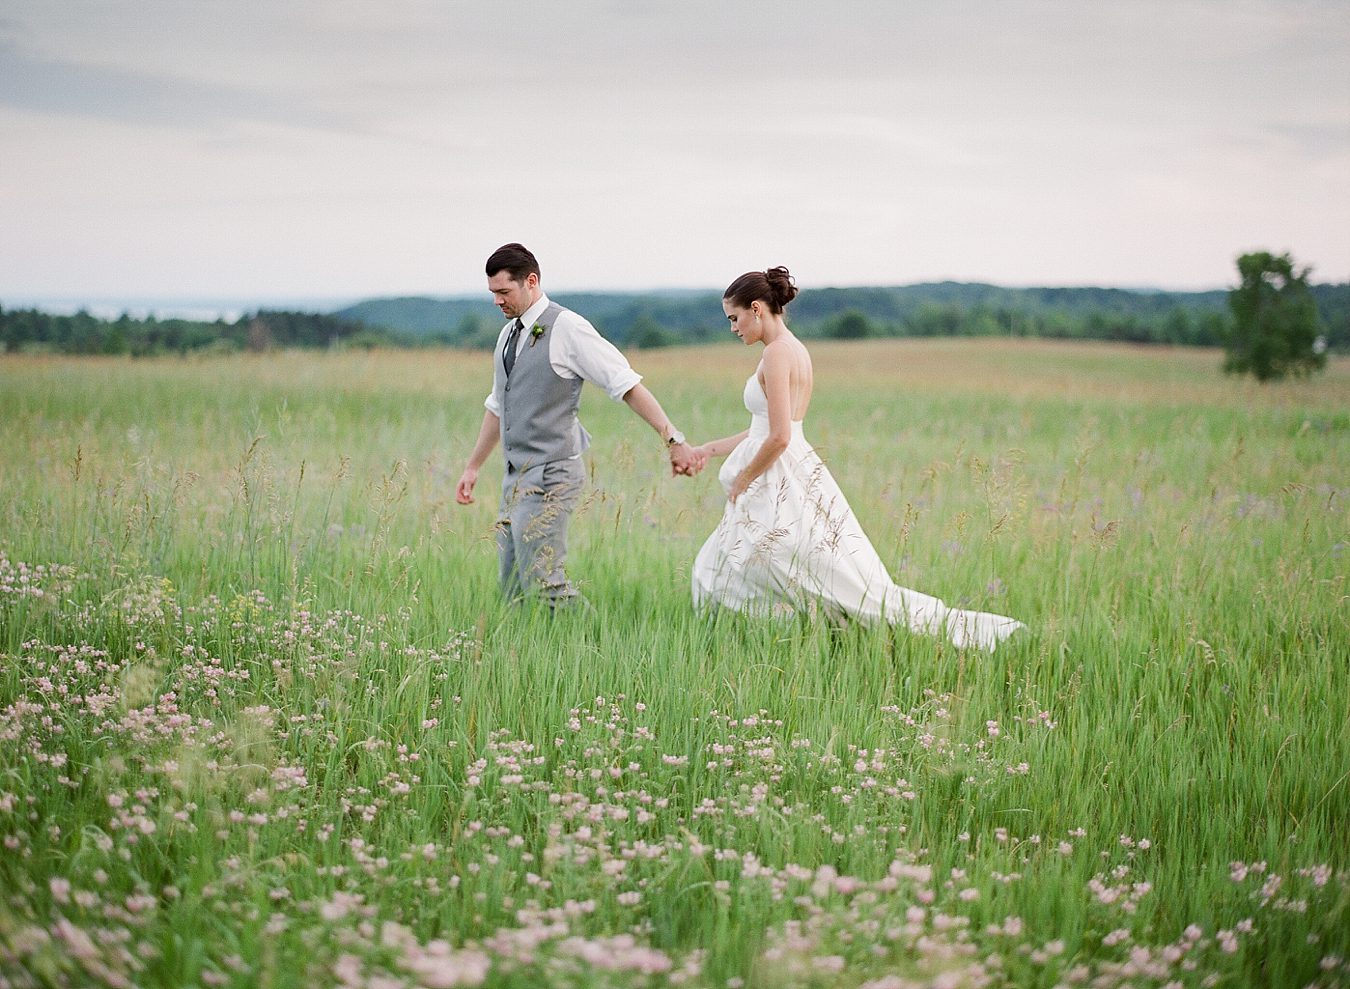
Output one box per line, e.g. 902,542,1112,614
495,302,591,472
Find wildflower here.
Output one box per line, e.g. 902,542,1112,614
403,941,491,987
320,890,364,921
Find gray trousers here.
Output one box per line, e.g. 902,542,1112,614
497,458,586,606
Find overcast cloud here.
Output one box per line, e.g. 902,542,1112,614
1,0,1347,305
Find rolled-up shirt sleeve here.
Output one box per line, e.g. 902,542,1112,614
552,311,642,400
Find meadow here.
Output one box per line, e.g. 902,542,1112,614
0,339,1346,989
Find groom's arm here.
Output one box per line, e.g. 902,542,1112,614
550,312,700,475
622,385,702,475
455,410,501,504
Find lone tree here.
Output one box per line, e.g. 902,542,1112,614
1224,251,1326,381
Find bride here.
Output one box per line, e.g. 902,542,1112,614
688,267,1024,652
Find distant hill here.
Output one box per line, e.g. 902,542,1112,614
7,280,1344,356
334,291,728,349
334,281,1350,351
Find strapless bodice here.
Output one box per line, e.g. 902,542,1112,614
743,373,805,440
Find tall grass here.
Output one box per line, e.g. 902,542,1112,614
1,341,1346,988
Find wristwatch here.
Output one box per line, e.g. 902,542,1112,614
666,428,686,447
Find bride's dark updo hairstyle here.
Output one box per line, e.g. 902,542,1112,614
724,266,799,315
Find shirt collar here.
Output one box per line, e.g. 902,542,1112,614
518,294,550,329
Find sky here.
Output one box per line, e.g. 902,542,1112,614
2,0,1348,311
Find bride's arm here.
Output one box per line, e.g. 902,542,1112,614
727,346,793,503
694,429,749,461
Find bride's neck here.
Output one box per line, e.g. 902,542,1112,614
759,316,790,344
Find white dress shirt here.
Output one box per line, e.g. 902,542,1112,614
484,293,642,418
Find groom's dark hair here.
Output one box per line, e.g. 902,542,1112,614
485,243,541,283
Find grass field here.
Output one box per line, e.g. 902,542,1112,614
1,339,1347,988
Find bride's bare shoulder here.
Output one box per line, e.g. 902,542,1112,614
761,338,794,366
772,334,813,374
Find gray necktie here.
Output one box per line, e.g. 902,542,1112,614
503,318,524,375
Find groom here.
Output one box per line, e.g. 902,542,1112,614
455,243,702,607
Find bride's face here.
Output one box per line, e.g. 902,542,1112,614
722,300,761,345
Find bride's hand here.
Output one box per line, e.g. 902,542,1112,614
728,471,749,504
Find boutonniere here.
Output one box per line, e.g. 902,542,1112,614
529,323,546,347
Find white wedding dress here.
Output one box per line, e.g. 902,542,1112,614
691,373,1024,651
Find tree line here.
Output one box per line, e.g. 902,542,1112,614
6,273,1346,359
339,280,1349,353
0,307,406,356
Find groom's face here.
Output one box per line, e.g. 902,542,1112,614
488,271,538,319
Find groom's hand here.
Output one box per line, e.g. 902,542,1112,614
669,442,702,477
455,467,478,504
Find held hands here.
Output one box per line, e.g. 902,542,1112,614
669,441,708,477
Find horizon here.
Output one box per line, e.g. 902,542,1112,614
1,276,1265,323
